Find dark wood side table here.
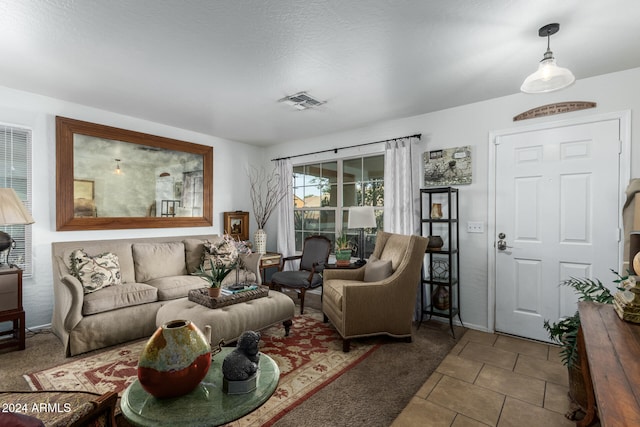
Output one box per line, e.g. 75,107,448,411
324,262,365,269
0,266,25,351
259,252,282,286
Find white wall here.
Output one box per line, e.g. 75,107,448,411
0,86,265,328
266,67,640,332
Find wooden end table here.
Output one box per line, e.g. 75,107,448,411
259,252,282,286
0,266,25,351
120,347,280,426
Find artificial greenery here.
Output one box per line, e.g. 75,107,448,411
335,233,353,251
192,258,236,288
543,271,625,367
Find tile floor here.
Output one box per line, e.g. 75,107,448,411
392,329,583,427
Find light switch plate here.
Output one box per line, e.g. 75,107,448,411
467,221,484,233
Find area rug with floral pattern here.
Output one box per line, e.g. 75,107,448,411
24,309,379,426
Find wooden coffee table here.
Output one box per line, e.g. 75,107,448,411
120,348,279,426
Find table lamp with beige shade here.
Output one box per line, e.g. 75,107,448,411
348,206,376,266
0,188,35,267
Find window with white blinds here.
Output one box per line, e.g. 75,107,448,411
1,124,33,275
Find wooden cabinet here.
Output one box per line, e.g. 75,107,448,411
419,187,463,336
0,266,25,351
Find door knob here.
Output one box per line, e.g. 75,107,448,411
497,232,512,251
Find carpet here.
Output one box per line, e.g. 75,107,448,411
24,312,379,426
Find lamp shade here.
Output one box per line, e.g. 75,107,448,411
520,56,575,93
521,23,575,94
348,206,376,229
0,188,35,225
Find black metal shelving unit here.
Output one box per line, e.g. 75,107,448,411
419,187,463,336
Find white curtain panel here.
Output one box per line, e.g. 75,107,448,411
383,136,421,235
276,158,296,270
384,136,423,319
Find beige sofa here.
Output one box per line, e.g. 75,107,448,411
51,234,262,356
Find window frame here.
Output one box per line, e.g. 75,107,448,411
0,123,33,276
292,153,384,257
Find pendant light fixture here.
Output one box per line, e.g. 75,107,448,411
113,158,123,175
521,23,575,94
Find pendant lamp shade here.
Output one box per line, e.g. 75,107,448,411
521,23,575,94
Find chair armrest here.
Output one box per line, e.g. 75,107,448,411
60,274,85,332
280,255,302,271
323,267,365,281
341,280,404,331
342,270,418,321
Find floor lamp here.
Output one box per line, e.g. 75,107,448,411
348,206,376,266
0,188,35,268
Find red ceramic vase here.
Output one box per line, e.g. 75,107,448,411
137,319,211,399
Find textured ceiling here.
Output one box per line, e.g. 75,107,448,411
1,1,639,146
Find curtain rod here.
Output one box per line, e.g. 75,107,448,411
271,133,421,162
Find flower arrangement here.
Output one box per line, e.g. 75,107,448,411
224,234,252,259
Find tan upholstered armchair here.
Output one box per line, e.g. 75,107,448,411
322,231,429,352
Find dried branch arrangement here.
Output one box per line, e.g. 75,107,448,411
248,166,288,229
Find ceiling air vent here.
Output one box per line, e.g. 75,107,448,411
278,91,326,110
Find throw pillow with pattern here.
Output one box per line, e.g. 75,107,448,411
69,249,122,294
202,239,238,269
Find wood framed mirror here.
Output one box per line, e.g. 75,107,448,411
56,116,213,231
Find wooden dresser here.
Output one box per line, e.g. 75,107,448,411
577,301,640,426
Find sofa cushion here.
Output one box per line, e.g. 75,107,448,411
145,275,207,301
132,242,187,282
363,256,393,282
61,242,136,284
82,282,158,315
183,238,209,273
69,249,122,294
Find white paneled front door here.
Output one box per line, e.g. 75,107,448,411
492,116,623,342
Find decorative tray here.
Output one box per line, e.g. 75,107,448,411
188,285,269,309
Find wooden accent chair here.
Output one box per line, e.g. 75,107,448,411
271,235,332,315
322,231,429,352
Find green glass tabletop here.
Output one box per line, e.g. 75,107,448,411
121,347,280,427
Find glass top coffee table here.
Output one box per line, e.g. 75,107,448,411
121,348,279,427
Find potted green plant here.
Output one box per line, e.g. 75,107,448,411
335,234,353,267
192,258,236,297
543,272,626,417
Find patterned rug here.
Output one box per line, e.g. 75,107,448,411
24,311,379,426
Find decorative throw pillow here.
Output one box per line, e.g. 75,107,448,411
69,249,122,294
363,255,393,282
202,240,238,269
